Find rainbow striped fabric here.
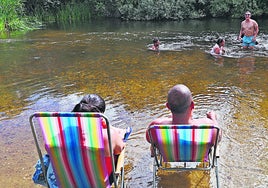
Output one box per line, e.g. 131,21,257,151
35,112,110,188
148,125,217,162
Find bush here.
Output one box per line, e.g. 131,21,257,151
0,0,25,32
2,0,268,32
117,0,268,20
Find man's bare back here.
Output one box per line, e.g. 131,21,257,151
145,85,220,143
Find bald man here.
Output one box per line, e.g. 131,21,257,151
146,84,221,143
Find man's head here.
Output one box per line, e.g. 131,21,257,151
245,11,251,20
167,84,193,114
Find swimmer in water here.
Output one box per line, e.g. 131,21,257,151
152,37,160,52
210,37,226,55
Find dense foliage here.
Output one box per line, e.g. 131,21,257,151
1,0,268,32
0,0,27,32
0,0,41,33
116,0,268,20
22,0,268,21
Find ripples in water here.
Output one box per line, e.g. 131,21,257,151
147,33,268,58
0,19,267,187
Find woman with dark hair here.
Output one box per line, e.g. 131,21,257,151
72,94,106,113
37,94,132,187
72,94,132,154
210,37,226,55
71,94,131,183
151,37,160,51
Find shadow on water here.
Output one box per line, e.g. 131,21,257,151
0,18,267,187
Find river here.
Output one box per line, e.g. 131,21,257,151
0,18,267,187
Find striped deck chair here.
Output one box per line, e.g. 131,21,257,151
29,112,125,188
147,125,220,188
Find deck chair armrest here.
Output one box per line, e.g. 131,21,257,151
115,147,125,175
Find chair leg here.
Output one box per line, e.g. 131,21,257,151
153,159,157,188
215,157,220,188
120,165,125,188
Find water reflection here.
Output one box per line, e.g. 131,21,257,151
0,18,267,187
237,55,256,75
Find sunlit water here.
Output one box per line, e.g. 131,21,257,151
0,18,267,187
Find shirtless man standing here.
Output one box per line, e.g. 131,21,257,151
238,11,259,49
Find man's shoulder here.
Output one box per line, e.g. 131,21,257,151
245,18,256,24
150,117,172,125
191,118,216,125
251,19,258,25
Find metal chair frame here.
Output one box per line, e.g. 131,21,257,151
148,125,220,188
29,112,125,188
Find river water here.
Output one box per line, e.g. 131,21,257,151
0,18,267,187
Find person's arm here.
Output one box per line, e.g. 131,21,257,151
206,111,222,142
146,117,169,142
253,21,259,41
237,22,243,40
206,111,217,125
146,122,155,143
214,47,221,54
112,131,126,155
220,47,225,54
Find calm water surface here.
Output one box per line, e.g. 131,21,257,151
0,18,267,187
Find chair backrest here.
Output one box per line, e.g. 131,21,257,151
148,125,219,162
30,112,112,188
